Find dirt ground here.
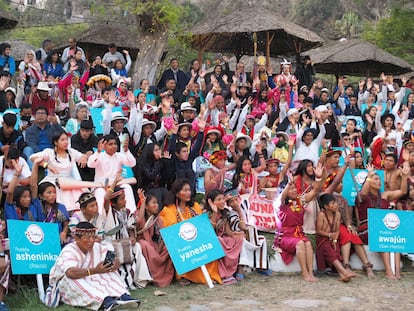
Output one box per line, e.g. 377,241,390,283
136,267,414,311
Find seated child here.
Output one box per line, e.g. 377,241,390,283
316,194,357,282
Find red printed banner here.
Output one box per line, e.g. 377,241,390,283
248,198,277,232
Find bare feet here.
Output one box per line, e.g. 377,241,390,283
346,269,358,278
303,274,319,282
385,273,397,280
366,268,375,278
338,273,352,282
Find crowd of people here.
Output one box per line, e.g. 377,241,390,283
0,37,414,310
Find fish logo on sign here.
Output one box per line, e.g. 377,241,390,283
25,224,45,245
382,213,400,230
178,223,197,241
355,171,368,185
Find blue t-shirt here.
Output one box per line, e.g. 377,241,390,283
5,199,69,233
38,128,52,151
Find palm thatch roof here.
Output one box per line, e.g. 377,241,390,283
54,23,141,60
191,7,323,58
303,39,413,76
5,40,36,61
0,9,18,30
206,55,281,74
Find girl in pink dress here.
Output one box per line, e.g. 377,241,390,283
205,189,244,285
275,165,324,282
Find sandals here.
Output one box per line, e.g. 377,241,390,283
343,263,352,270
234,273,245,281
177,279,191,286
362,262,375,278
222,276,237,285
256,269,273,276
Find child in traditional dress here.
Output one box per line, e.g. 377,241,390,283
316,194,357,282
6,157,69,244
135,189,175,287
261,138,294,189
226,189,270,277
274,166,324,282
205,189,243,285
232,144,266,194
103,178,153,289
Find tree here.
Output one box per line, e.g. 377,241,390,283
290,0,343,37
362,7,414,65
334,12,363,39
110,0,184,88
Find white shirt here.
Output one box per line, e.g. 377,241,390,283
0,157,31,191
87,150,136,183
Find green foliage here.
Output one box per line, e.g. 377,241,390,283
0,23,89,47
290,0,343,35
334,12,363,39
114,0,183,32
362,7,414,65
0,0,9,10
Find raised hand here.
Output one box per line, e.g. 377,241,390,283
162,151,172,159
207,198,218,213
198,119,206,131
127,91,135,105
366,78,372,90
366,163,375,176
255,142,264,153
108,91,117,105
314,162,323,178
97,139,105,153
137,188,146,202
11,159,23,175
247,96,253,106
359,80,365,90
123,137,129,152
365,114,373,125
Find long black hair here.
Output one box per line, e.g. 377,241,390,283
164,178,195,209
53,130,71,163
45,50,63,65
294,159,314,178
232,155,252,189
205,189,229,230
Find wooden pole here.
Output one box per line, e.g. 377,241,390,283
266,32,275,68
198,35,203,64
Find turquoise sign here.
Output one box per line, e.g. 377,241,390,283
368,209,414,253
160,213,225,275
342,168,384,206
7,220,61,274
332,147,363,166
90,106,123,134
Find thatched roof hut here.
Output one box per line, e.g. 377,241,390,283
191,7,323,60
206,55,281,74
54,23,141,60
303,39,413,76
0,9,18,30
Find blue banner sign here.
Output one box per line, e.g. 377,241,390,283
368,209,414,253
160,213,225,275
342,168,384,206
332,147,363,166
7,220,61,274
90,106,123,134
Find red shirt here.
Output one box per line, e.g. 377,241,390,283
31,93,55,115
